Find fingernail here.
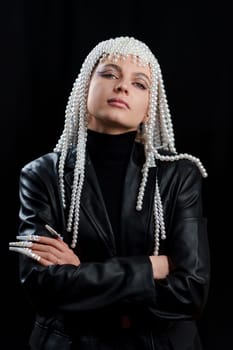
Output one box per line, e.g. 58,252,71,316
9,241,33,248
16,235,40,241
9,247,41,262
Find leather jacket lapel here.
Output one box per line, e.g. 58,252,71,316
81,156,116,254
119,142,156,255
64,152,116,255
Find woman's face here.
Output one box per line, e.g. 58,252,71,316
87,55,151,134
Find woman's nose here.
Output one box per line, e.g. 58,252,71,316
114,82,129,94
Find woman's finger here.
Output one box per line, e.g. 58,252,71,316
9,246,62,266
9,241,33,248
9,247,41,262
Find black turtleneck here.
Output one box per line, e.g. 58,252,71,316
87,129,137,244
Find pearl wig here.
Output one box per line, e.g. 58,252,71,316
54,36,207,254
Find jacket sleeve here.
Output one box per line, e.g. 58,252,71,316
18,160,155,314
147,160,210,320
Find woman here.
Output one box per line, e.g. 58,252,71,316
9,36,210,350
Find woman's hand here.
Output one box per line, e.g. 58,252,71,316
149,255,172,280
9,235,80,267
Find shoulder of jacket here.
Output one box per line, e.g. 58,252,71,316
157,150,202,182
21,152,60,174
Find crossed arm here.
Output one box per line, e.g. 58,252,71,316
10,234,170,280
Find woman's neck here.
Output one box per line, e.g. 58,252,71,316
87,128,137,164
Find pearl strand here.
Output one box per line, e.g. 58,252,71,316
155,152,208,178
153,177,166,255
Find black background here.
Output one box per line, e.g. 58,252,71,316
1,1,232,349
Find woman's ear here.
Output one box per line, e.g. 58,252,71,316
142,114,149,123
136,122,146,143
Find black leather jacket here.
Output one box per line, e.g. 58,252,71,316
18,142,210,350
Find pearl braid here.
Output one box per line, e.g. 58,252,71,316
135,48,207,255
66,54,99,247
157,66,176,153
153,176,166,255
53,36,207,255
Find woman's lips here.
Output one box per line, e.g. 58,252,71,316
107,98,129,109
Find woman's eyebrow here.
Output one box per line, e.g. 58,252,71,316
133,72,151,85
98,63,151,84
98,63,121,72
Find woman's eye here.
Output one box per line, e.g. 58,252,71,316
97,71,118,79
133,82,147,90
103,73,117,79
